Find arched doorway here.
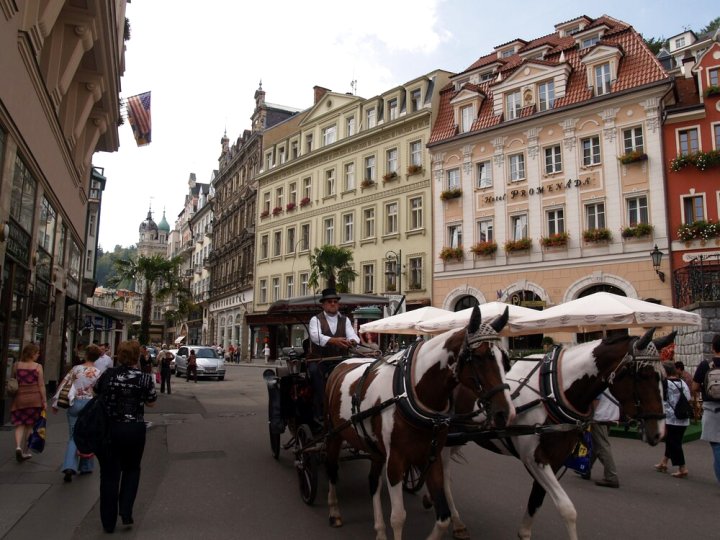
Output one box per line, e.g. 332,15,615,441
508,290,544,352
453,295,479,311
576,285,628,343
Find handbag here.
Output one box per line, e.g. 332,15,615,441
672,381,694,420
57,378,73,409
5,377,19,397
27,409,47,453
73,396,109,456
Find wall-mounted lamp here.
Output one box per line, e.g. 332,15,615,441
650,244,666,282
0,221,9,242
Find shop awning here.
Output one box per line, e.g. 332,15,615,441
174,335,186,344
65,297,126,323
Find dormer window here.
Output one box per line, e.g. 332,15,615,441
675,37,686,48
501,49,514,58
410,89,422,112
388,98,398,120
460,105,475,133
594,63,611,96
581,35,600,49
366,107,376,128
506,90,521,120
538,80,555,111
322,125,336,146
479,72,494,82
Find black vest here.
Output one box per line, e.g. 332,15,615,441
309,312,347,358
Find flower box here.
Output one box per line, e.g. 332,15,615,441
677,220,720,242
504,238,532,253
618,151,648,165
621,223,653,239
407,164,423,175
704,85,720,98
408,282,422,291
272,206,283,216
583,228,612,243
470,241,498,256
440,188,463,201
286,202,296,212
299,197,311,208
439,246,464,262
260,210,270,218
540,232,569,248
361,179,376,188
670,150,720,172
382,171,398,182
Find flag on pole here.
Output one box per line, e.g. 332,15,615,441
126,92,152,146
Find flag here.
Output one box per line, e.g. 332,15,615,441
126,91,152,146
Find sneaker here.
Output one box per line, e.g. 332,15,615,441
63,470,74,483
595,479,619,488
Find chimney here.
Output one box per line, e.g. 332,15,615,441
313,85,330,104
682,55,695,78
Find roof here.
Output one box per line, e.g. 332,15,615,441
430,15,669,145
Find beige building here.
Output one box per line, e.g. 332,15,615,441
428,16,673,345
252,72,451,351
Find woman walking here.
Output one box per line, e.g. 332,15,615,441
655,361,691,477
95,340,157,533
51,344,103,482
10,343,46,461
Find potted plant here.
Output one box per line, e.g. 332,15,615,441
671,150,720,172
361,178,375,188
540,232,569,248
618,150,648,165
504,238,532,253
704,85,720,98
621,223,653,239
272,206,283,216
470,241,498,256
285,201,296,212
439,246,464,262
407,164,423,175
382,171,398,182
678,220,720,243
440,188,463,201
260,209,270,218
583,228,612,243
299,196,311,208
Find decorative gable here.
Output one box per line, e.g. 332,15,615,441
300,92,360,126
491,61,572,117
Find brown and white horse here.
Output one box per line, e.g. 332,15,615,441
441,328,672,540
324,306,515,540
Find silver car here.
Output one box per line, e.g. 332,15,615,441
174,345,225,380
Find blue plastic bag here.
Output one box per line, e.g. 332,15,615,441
27,408,47,453
563,428,592,474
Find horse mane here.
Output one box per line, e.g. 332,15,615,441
600,334,634,346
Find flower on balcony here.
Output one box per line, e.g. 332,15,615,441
286,202,296,212
618,150,648,165
361,178,376,188
260,209,270,218
621,223,653,239
678,220,720,242
670,150,720,172
540,232,569,248
439,246,464,262
440,188,463,201
704,85,720,98
382,171,398,182
272,206,283,216
470,241,498,256
407,164,423,175
299,196,311,207
583,228,612,243
504,238,532,253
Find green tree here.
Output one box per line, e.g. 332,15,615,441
106,254,186,345
307,245,358,293
699,17,720,35
642,35,666,55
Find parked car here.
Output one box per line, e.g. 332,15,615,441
146,346,158,366
174,345,225,380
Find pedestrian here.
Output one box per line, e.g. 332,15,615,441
157,344,174,394
10,343,47,462
263,343,271,363
655,361,690,478
94,340,157,533
586,391,620,488
186,349,198,383
674,360,694,392
692,333,720,484
51,344,103,482
95,342,113,372
138,345,152,374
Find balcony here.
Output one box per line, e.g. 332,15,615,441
673,254,720,307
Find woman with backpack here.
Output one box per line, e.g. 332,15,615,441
693,333,720,484
654,362,691,478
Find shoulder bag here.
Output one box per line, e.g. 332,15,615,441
672,380,694,420
56,371,75,409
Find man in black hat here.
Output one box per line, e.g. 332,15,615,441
307,288,360,423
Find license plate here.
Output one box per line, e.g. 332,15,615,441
205,368,216,373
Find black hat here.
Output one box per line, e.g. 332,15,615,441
319,288,341,302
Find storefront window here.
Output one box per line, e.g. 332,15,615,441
10,157,37,232
57,224,67,267
38,197,56,255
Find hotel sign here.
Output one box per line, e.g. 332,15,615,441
482,177,594,205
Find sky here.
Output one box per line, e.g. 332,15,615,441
93,0,719,251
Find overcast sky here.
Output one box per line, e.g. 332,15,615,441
93,0,718,251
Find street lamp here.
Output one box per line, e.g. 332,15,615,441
650,244,666,282
385,250,405,315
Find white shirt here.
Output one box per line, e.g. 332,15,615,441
95,354,113,373
593,392,620,423
309,312,360,347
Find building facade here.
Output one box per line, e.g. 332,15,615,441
428,16,673,345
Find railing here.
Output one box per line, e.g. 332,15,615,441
673,254,720,307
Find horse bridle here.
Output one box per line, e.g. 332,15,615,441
456,332,510,410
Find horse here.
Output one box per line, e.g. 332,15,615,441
323,306,516,540
438,327,673,540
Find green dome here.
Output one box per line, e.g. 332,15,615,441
158,210,170,233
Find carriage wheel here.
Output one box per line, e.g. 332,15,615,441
403,465,426,493
296,424,318,505
269,425,281,459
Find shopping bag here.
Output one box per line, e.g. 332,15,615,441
155,372,161,384
27,409,47,453
563,428,592,474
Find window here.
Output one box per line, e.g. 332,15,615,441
342,213,354,243
460,105,474,133
581,36,599,49
302,177,312,199
322,125,336,146
287,227,296,253
476,161,492,188
477,219,493,242
284,275,294,298
265,152,273,170
366,108,376,128
362,208,376,239
623,127,644,153
344,162,355,191
300,223,310,251
385,202,398,234
585,202,606,229
289,182,297,204
324,217,334,245
272,278,280,302
675,37,686,48
501,49,514,58
385,259,398,291
273,231,282,257
291,141,299,159
715,123,720,149
386,148,398,174
364,155,376,181
300,273,309,296
260,235,268,259
88,213,96,238
409,257,422,290
594,63,611,96
388,98,398,120
447,168,461,190
448,224,462,248
544,145,562,174
262,192,271,213
581,136,601,166
279,147,286,164
538,80,555,111
509,153,526,181
626,195,649,226
275,187,284,208
511,214,528,240
506,90,521,120
411,89,422,112
346,116,355,137
410,140,422,167
409,196,423,230
325,169,336,196
678,128,699,155
305,133,313,153
682,195,704,223
259,279,267,303
546,208,565,235
710,68,719,87
362,264,374,293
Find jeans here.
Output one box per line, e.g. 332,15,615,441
711,442,720,483
62,399,94,474
160,367,172,393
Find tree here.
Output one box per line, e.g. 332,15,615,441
307,245,358,293
107,254,187,345
642,35,666,55
699,17,720,35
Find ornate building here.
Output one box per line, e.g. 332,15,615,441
208,85,298,359
136,208,170,343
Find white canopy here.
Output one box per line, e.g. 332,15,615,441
416,302,538,336
359,306,451,335
508,292,701,335
174,335,187,344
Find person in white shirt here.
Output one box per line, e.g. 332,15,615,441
586,391,620,488
95,342,113,372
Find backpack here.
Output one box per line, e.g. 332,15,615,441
73,396,109,455
671,381,693,420
704,358,720,401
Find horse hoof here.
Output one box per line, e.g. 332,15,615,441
453,527,470,540
329,516,343,528
422,494,433,510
